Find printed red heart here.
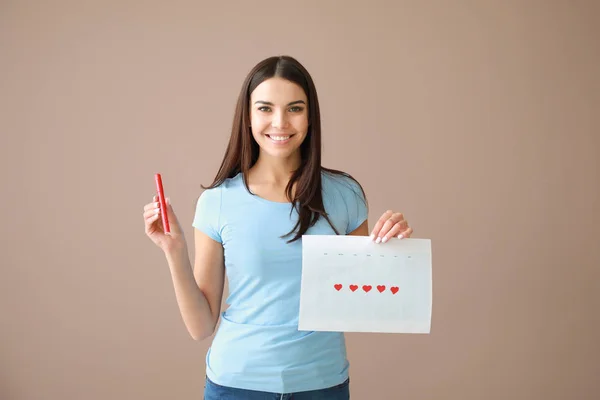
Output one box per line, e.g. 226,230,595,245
391,286,399,294
349,285,358,292
377,285,386,293
362,285,372,293
334,284,342,291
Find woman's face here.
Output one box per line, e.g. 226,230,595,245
249,77,309,160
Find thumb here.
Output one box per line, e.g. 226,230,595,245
164,197,181,235
165,197,177,221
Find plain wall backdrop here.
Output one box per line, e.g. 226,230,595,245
1,1,599,399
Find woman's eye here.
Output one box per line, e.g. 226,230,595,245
289,106,304,112
258,106,271,112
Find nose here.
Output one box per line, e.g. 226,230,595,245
271,110,289,129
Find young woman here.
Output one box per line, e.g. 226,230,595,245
143,55,413,399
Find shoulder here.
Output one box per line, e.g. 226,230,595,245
321,168,366,200
199,173,243,198
196,173,244,210
193,174,244,238
321,168,368,234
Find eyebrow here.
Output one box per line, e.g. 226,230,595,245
254,100,306,106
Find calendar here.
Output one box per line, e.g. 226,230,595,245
298,235,432,334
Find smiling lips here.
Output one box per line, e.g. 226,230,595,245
266,134,293,144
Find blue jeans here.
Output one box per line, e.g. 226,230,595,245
203,376,350,399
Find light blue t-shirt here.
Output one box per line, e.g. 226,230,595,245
192,170,368,393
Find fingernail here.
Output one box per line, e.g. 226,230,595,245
382,237,388,243
370,234,375,241
375,237,381,244
398,234,404,239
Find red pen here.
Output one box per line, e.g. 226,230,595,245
154,173,170,234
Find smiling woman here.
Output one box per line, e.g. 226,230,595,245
142,55,413,400
250,78,309,158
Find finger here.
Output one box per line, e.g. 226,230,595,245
375,219,396,243
373,212,404,243
144,207,160,220
381,220,409,243
397,227,413,239
370,210,393,240
164,197,181,233
144,210,162,234
144,201,160,212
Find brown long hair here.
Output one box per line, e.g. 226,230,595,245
203,55,366,243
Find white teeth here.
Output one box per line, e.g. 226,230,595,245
269,135,290,141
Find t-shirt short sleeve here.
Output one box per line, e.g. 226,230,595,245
192,187,223,243
340,176,368,234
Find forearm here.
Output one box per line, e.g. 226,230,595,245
165,245,215,340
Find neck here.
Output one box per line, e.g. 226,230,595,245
249,151,301,185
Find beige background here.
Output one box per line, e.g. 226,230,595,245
1,1,599,399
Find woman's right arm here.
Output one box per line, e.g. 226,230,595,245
144,197,225,341
164,230,225,341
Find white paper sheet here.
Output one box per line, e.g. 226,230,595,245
298,235,432,334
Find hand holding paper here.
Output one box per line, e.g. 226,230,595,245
370,210,414,243
298,235,432,334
